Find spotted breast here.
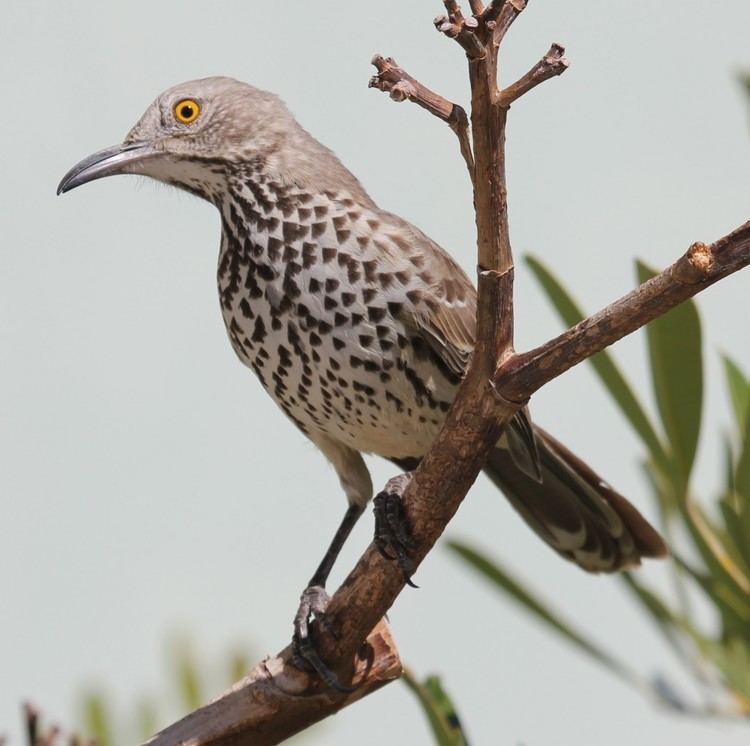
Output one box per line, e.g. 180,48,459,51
216,163,474,461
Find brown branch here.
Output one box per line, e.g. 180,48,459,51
434,13,486,59
498,227,750,401
499,43,570,107
484,0,528,44
148,217,750,746
20,703,91,746
369,55,475,183
143,621,400,746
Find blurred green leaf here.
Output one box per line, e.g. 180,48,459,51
741,72,750,106
228,650,251,684
718,491,750,576
173,642,202,711
136,699,158,741
526,256,669,472
723,356,750,552
735,427,750,505
447,541,640,687
620,572,737,698
703,637,750,706
681,501,750,624
402,669,469,746
621,573,701,651
673,555,750,640
723,355,750,434
636,261,703,491
81,692,112,746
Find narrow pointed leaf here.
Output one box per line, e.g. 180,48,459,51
81,692,113,746
718,491,750,574
402,669,469,746
172,641,202,711
736,428,750,508
447,540,640,687
621,573,734,687
228,650,251,684
137,700,159,741
621,573,686,647
723,355,750,434
702,637,750,704
673,554,750,640
636,261,703,489
682,500,750,607
526,256,669,471
742,72,750,106
630,567,750,709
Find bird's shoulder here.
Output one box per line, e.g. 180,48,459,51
367,208,477,379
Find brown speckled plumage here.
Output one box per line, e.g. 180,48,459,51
58,76,667,577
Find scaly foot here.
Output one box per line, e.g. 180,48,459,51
291,585,352,692
373,473,418,587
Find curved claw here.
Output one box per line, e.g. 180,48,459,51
291,585,354,693
373,490,419,587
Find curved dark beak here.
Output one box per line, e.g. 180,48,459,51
57,142,159,195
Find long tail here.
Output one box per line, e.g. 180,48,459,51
485,425,668,572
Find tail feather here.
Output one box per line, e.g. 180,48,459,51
486,424,668,572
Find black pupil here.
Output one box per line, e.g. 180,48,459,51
180,104,194,119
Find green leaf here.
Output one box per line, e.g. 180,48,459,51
171,640,202,711
673,554,750,639
621,573,694,650
723,356,750,557
136,699,159,741
446,540,640,687
741,72,750,105
626,574,750,712
228,650,251,684
637,261,703,491
723,355,750,434
702,636,750,705
526,256,669,472
620,572,743,696
718,490,750,576
736,427,750,506
681,500,750,617
81,692,113,746
402,669,469,746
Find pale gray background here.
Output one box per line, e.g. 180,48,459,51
2,1,750,743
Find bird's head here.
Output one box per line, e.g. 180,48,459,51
57,76,300,199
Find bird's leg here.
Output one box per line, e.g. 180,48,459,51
373,472,418,587
292,502,364,692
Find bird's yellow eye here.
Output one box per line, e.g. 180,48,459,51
174,99,201,124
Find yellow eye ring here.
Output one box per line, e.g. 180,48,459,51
174,98,201,124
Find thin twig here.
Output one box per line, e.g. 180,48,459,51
499,43,570,107
24,704,39,746
370,55,475,182
484,0,528,44
143,621,400,746
434,13,486,58
497,230,750,400
443,0,465,23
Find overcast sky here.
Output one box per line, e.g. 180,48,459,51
2,1,750,744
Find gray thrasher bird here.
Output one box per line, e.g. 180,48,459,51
58,77,667,687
